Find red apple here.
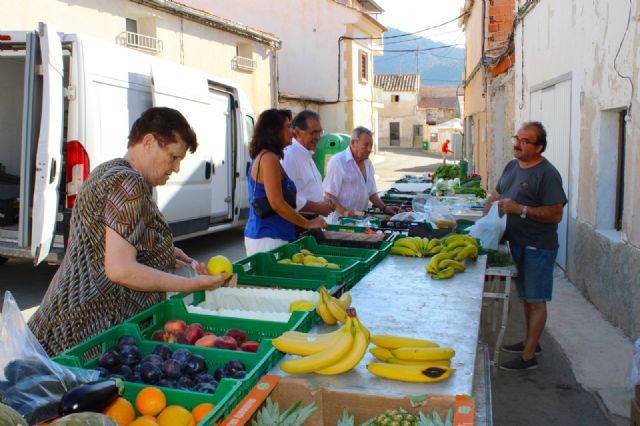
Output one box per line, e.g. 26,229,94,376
225,328,248,345
164,319,187,334
195,334,217,348
240,341,260,353
213,335,238,350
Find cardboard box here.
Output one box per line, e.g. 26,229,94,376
632,398,640,426
222,375,474,426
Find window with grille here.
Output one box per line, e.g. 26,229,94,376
359,50,368,83
391,95,400,102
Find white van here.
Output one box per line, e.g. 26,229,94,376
0,23,254,265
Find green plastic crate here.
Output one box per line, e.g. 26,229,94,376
323,225,395,263
233,252,360,290
55,322,271,393
272,237,378,279
53,323,263,425
169,291,318,332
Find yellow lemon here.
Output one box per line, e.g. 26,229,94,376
207,255,233,277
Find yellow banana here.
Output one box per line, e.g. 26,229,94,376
272,330,342,356
337,292,352,309
371,334,439,350
390,246,420,257
426,251,454,274
316,316,369,375
316,288,337,325
458,235,479,247
279,329,340,341
426,245,443,256
456,245,478,261
325,293,348,323
444,238,470,250
391,347,455,361
369,346,394,361
280,318,354,374
386,357,451,368
393,239,420,253
432,266,456,279
438,259,465,272
367,363,454,383
427,238,441,251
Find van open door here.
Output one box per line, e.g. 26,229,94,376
31,22,64,264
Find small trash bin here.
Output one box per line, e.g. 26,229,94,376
459,159,468,178
421,140,429,151
315,133,350,178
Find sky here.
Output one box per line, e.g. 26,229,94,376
375,0,467,46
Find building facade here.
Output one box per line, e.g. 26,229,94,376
463,0,640,340
2,0,279,113
374,74,422,148
183,0,386,140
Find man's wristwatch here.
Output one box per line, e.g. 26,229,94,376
520,205,528,219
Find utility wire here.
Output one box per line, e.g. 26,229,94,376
383,27,464,46
346,12,470,41
384,44,464,53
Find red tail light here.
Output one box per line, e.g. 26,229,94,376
65,141,90,208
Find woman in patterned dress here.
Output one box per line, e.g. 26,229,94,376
28,107,228,356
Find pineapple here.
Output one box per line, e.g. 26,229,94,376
337,408,355,426
360,407,454,426
417,408,454,426
252,398,317,426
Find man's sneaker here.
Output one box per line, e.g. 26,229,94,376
501,341,542,355
499,356,538,371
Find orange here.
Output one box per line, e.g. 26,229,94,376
136,387,167,417
104,397,136,426
128,417,158,426
191,403,216,423
157,405,196,426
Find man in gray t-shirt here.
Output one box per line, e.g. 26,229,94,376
484,121,567,371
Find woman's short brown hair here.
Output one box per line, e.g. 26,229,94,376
128,107,198,153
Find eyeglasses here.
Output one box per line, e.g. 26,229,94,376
511,135,537,145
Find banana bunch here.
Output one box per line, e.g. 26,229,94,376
390,237,444,257
315,286,352,325
366,333,455,383
274,308,370,375
425,235,479,279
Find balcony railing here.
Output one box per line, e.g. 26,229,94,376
119,31,163,53
231,55,257,72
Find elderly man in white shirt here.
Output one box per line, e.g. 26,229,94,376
282,110,334,218
323,126,401,224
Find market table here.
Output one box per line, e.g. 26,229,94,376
271,253,488,397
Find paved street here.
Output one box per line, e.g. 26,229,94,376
0,148,614,425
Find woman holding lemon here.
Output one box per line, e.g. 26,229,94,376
28,108,228,356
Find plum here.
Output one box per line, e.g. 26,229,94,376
213,367,226,382
162,359,182,379
142,354,163,368
116,335,137,350
98,350,121,370
152,344,173,360
171,348,193,364
193,382,218,394
139,362,162,384
129,373,143,383
229,370,246,379
120,346,142,366
157,378,176,388
224,359,246,375
113,364,133,380
182,354,207,377
176,376,195,390
195,372,216,384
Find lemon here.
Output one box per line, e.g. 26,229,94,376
207,255,233,277
289,299,315,312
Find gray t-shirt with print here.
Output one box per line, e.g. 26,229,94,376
496,158,567,249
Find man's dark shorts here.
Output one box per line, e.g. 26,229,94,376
509,242,558,302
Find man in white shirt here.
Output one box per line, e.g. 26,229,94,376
323,126,401,224
282,110,334,217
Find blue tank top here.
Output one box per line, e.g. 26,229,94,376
244,158,297,242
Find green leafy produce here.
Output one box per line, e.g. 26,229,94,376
453,186,486,198
432,165,460,180
252,398,317,426
486,249,514,267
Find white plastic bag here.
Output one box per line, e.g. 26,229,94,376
0,291,98,424
626,338,640,392
466,203,506,250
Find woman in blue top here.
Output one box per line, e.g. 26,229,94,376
244,109,326,255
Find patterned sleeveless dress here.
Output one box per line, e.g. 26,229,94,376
28,158,175,356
